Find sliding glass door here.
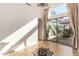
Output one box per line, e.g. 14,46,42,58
47,4,73,47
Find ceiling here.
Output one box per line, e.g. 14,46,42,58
25,3,61,9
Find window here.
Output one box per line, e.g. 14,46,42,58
48,4,68,17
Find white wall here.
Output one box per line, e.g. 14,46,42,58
0,3,43,41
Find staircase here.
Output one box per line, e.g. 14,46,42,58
0,18,38,56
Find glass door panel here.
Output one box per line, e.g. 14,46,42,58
47,4,73,47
